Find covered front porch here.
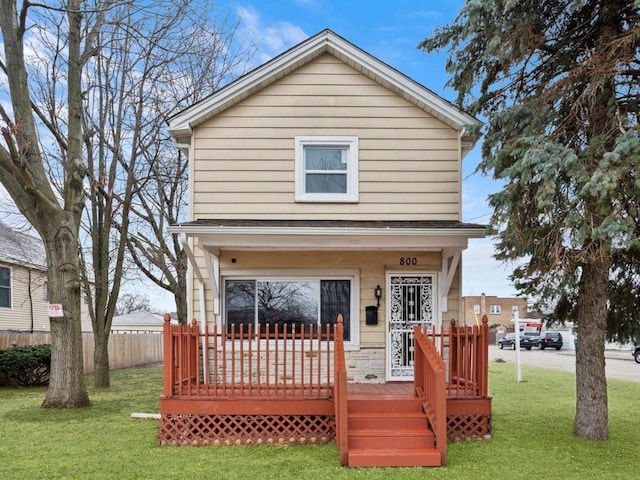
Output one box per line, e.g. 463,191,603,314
158,314,491,467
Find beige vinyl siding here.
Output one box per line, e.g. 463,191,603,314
191,53,461,221
0,263,93,333
0,264,49,332
190,249,460,348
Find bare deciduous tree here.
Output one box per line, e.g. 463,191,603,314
122,14,254,326
0,0,104,407
77,1,253,386
1,0,254,395
115,292,150,315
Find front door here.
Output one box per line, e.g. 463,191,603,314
387,273,436,381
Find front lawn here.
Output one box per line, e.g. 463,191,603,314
0,362,638,479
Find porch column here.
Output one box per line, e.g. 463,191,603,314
440,248,461,314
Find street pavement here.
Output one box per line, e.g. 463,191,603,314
488,345,640,383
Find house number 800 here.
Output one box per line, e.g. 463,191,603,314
400,257,417,266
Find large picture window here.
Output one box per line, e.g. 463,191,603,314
224,277,352,341
0,266,11,308
295,136,359,203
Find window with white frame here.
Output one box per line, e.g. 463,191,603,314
295,136,359,202
490,304,501,315
0,266,11,308
473,304,480,314
224,275,356,342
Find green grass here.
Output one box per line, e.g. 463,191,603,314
1,362,638,479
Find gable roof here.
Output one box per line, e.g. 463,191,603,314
0,222,46,270
168,29,480,153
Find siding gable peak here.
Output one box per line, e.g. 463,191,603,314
168,29,480,151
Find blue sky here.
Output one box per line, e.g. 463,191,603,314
218,0,519,300
0,0,520,314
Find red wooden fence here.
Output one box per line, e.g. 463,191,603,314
162,314,334,400
418,315,490,398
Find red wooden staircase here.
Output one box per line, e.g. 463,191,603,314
346,392,442,467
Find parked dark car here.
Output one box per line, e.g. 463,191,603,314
498,333,536,350
535,332,563,350
634,345,640,364
520,332,540,350
498,333,517,349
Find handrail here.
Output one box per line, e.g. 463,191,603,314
413,325,447,465
333,314,348,466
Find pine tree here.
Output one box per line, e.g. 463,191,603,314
420,0,640,440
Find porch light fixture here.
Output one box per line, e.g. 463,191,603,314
374,284,382,308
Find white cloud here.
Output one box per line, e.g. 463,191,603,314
463,238,521,298
236,6,307,63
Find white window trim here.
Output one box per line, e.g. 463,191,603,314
0,265,12,310
294,136,359,203
221,268,360,349
490,304,501,315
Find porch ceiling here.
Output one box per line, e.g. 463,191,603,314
169,219,486,252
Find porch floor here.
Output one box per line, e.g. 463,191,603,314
347,382,414,398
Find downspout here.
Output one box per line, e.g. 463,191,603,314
457,127,466,222
180,236,209,383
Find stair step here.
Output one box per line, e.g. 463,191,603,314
347,397,422,413
348,428,434,449
348,448,442,467
348,411,428,430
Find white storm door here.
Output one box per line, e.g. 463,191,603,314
387,273,436,381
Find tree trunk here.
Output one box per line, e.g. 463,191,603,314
42,224,90,408
93,326,111,388
574,254,609,440
175,273,188,325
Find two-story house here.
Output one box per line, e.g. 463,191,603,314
0,222,93,333
0,222,49,332
162,30,490,467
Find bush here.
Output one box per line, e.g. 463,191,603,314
0,344,51,386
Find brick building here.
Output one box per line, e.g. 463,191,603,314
461,293,533,327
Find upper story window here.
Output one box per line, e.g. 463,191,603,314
0,266,11,308
473,304,480,314
295,136,359,203
490,304,501,315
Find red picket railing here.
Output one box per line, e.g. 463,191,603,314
445,315,489,398
162,314,334,400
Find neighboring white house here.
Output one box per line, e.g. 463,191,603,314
0,222,92,332
111,311,168,333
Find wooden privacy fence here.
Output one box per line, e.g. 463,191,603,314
163,315,335,400
0,332,163,373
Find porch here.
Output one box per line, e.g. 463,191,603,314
158,314,491,467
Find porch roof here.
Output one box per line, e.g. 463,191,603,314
169,219,485,252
